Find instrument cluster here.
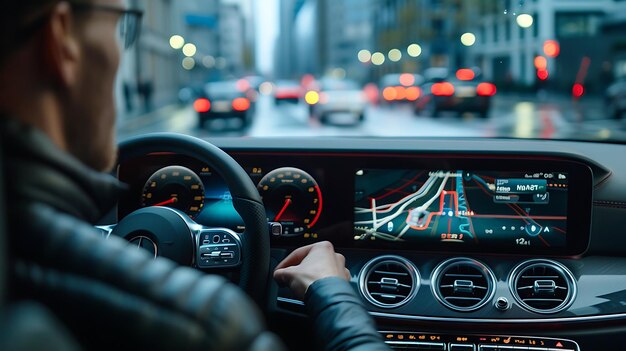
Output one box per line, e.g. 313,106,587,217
117,154,329,239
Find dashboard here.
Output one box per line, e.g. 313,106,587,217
115,137,626,351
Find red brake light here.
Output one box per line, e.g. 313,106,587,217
193,98,211,113
431,82,455,96
476,83,496,96
232,97,250,111
382,87,397,101
405,86,421,101
534,56,547,70
572,83,584,98
236,79,250,92
537,69,549,80
543,40,560,58
456,69,475,81
399,73,415,87
394,86,406,100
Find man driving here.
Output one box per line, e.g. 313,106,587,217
0,1,389,350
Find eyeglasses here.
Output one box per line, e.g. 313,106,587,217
69,2,143,49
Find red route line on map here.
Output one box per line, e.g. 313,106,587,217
406,191,459,231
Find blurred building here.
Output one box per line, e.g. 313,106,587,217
320,0,375,82
289,0,375,82
117,0,248,120
219,4,246,76
601,1,626,81
466,0,621,92
370,0,473,82
275,0,306,79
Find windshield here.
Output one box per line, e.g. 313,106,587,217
116,0,626,142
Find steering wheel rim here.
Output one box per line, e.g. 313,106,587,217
116,133,269,303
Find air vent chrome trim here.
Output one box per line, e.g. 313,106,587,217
358,255,420,309
509,259,576,314
431,257,496,312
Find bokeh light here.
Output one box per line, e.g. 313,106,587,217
259,82,274,95
460,33,476,46
534,56,547,70
182,57,195,70
305,91,320,105
537,69,549,80
358,49,372,63
543,40,560,58
405,87,421,101
572,83,584,98
407,44,422,57
169,35,185,49
456,68,475,81
182,43,197,57
399,73,415,86
371,52,385,65
388,49,402,62
516,14,534,28
382,86,397,100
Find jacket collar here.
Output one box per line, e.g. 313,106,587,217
0,118,123,223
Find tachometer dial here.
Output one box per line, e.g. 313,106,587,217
257,167,322,236
141,165,205,217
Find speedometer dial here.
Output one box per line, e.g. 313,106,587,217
141,166,205,217
257,167,322,236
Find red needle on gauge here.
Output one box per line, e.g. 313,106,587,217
153,197,178,207
274,198,292,221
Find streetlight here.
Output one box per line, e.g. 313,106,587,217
407,44,422,57
388,48,402,62
516,14,533,28
182,57,195,70
182,43,197,57
358,49,372,63
169,35,185,49
460,33,476,46
371,52,385,65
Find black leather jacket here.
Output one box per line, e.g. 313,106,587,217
0,118,389,351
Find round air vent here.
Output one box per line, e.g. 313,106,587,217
358,256,420,308
510,259,576,314
431,258,496,312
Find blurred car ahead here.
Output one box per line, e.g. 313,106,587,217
273,80,303,105
414,68,496,118
306,78,367,124
194,80,252,129
379,73,424,105
606,78,626,120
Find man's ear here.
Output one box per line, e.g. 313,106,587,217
42,2,81,87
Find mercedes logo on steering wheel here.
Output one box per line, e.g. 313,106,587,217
129,235,158,258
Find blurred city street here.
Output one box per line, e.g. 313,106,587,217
112,0,626,144
117,92,626,141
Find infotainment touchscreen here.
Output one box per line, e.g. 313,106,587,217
354,170,569,250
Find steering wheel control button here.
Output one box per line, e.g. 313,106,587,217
196,229,241,268
495,297,510,311
269,222,283,236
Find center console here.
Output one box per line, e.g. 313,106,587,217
380,331,579,351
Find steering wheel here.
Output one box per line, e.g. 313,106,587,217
107,133,269,303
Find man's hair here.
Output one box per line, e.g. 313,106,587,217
0,1,59,62
0,0,91,63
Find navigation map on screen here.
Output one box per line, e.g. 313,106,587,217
354,170,568,248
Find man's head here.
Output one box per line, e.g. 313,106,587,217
0,0,128,171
